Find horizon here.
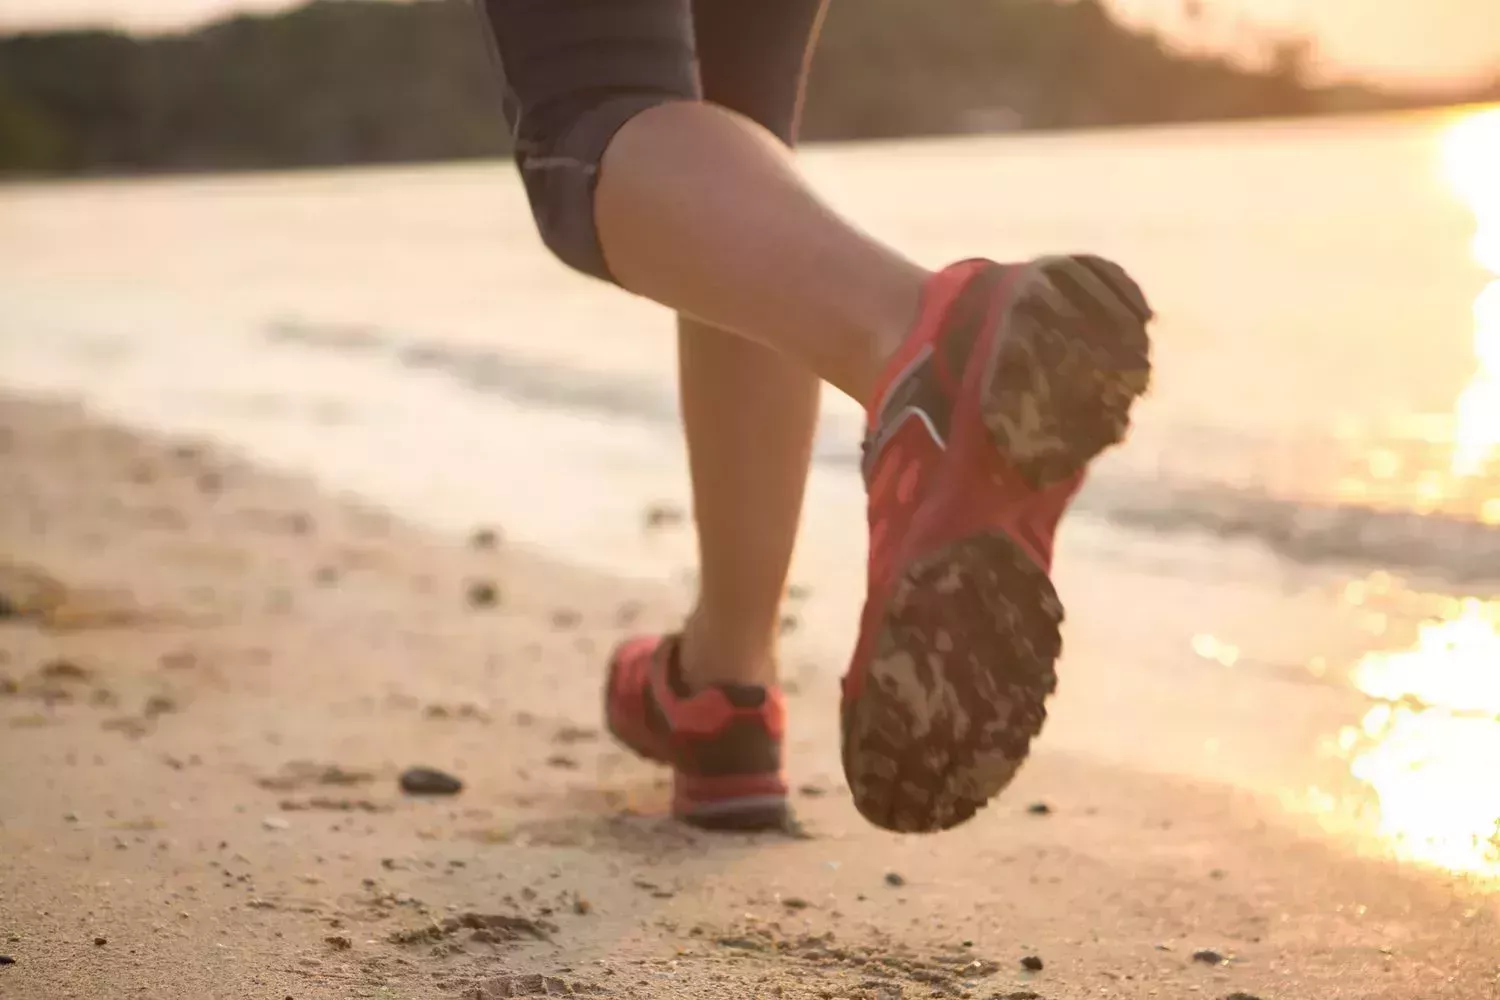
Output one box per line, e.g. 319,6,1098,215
0,0,1496,90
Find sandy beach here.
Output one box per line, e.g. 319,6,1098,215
2,390,1496,1000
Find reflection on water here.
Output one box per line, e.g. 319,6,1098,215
1337,593,1500,877
1446,107,1500,477
1311,108,1500,523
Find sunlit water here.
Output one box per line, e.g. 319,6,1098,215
2,107,1499,883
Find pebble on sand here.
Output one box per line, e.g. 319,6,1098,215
883,871,906,887
262,816,291,831
93,937,107,947
1026,802,1053,815
1192,948,1227,965
1020,955,1044,971
467,581,500,609
399,767,463,796
0,955,15,966
469,527,501,550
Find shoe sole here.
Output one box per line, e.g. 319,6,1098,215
843,255,1152,834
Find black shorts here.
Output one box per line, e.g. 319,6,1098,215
475,0,827,282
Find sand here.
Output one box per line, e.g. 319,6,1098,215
1,391,1496,1000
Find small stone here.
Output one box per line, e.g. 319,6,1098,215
325,935,352,951
467,581,499,609
1192,948,1226,965
1026,802,1052,815
399,767,463,796
797,783,826,798
778,613,799,635
93,937,107,947
262,816,291,831
0,955,14,965
572,896,591,916
781,897,810,910
1223,994,1264,1000
0,594,18,620
551,608,580,630
469,527,501,550
786,584,811,601
883,871,906,887
1209,868,1228,880
1020,955,1044,972
545,754,578,771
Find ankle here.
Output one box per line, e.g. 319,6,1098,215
679,610,779,690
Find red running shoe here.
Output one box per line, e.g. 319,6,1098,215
843,255,1152,833
605,634,789,831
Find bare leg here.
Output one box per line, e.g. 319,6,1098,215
595,101,930,404
676,319,820,688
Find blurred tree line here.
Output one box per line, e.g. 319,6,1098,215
0,0,1488,174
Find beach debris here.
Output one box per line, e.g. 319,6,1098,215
468,973,602,997
100,716,152,739
1027,801,1053,816
279,797,389,813
262,816,290,831
39,659,90,682
781,896,810,910
325,934,353,951
0,955,14,966
643,501,685,530
884,871,906,887
390,912,553,947
552,724,597,745
470,527,501,550
93,937,107,947
1020,955,1044,972
143,694,178,718
1192,948,1227,965
400,766,463,796
257,761,373,792
467,580,500,609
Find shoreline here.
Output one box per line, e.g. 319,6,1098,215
2,390,1497,999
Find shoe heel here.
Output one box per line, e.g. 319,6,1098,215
981,255,1152,488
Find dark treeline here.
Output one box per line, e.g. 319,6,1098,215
0,0,1493,175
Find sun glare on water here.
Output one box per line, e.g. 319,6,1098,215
1445,107,1500,477
1337,596,1500,877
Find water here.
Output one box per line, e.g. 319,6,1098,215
2,106,1498,878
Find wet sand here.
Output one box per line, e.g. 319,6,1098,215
1,391,1496,1000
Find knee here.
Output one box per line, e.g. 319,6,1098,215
511,92,676,284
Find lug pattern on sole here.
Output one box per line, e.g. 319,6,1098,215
844,533,1062,833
